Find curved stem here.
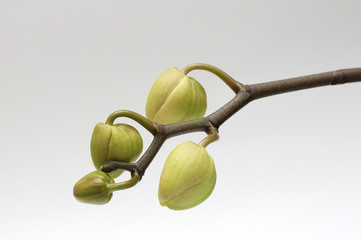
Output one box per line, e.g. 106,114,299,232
198,123,219,148
106,110,158,135
107,171,140,192
181,63,245,93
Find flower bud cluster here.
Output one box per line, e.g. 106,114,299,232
74,65,218,209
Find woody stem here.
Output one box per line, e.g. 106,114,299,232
103,67,361,180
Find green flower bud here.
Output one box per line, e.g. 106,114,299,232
146,67,207,125
90,122,143,178
73,171,114,205
158,141,216,210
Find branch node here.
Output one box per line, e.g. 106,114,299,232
331,70,347,85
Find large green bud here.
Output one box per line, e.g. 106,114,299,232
146,67,207,125
158,141,216,210
73,171,114,205
90,122,143,178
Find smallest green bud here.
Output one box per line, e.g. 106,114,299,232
73,171,114,205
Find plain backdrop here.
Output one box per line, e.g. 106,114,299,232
1,1,360,239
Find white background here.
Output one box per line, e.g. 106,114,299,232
1,1,361,239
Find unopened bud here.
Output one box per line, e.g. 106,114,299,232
146,67,207,124
158,141,216,210
90,122,143,178
73,171,114,205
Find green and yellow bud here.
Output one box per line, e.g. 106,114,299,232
146,67,207,125
90,122,143,178
73,171,114,205
158,141,216,210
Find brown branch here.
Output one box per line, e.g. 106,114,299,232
102,67,361,179
245,68,361,100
